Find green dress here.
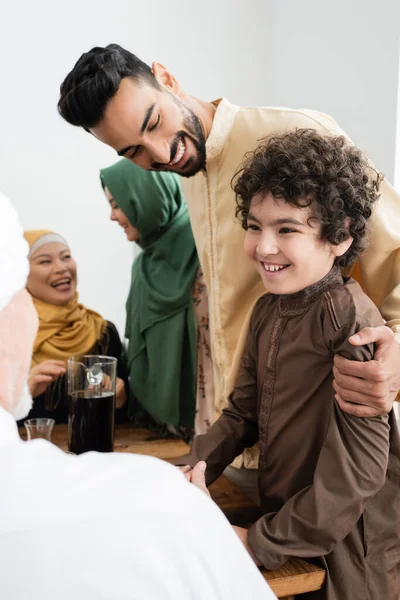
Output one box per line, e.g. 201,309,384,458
100,160,199,429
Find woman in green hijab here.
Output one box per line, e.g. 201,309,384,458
100,160,214,438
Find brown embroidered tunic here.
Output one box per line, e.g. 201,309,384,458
182,266,400,599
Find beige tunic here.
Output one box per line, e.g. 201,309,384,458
181,267,400,599
182,100,400,456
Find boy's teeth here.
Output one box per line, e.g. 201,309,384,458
263,264,286,272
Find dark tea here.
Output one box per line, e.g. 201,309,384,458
68,390,115,454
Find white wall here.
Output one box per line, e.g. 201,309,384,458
1,0,399,335
223,0,400,180
395,43,400,189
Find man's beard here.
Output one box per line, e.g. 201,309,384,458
12,381,33,421
152,99,206,177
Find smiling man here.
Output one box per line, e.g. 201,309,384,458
58,44,400,451
0,192,275,600
107,82,207,176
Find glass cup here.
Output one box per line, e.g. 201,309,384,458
68,355,117,455
24,418,55,441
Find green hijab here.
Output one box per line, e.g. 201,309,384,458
100,159,199,428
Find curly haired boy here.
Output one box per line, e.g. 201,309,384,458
181,129,400,600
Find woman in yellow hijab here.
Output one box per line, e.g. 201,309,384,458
23,230,128,423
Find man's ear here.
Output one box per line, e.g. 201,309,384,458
152,62,180,94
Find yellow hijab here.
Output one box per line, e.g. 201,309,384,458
25,230,106,366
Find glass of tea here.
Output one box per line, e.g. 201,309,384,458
24,418,55,441
67,355,117,455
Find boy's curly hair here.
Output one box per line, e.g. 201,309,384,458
233,129,382,267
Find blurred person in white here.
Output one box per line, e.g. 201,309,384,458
0,192,275,599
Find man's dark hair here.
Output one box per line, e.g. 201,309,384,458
233,129,382,267
58,44,159,130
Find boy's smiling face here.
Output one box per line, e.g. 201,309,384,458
244,192,350,295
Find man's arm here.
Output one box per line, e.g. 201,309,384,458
333,325,400,416
333,182,400,416
298,112,400,418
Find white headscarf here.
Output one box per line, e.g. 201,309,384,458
0,191,34,420
0,191,29,311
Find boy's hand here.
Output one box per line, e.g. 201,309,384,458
182,468,262,565
178,465,193,482
232,526,262,566
333,325,400,417
179,462,211,497
191,462,210,497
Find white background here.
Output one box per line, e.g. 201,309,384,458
1,0,399,335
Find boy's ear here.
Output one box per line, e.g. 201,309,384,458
333,235,354,258
332,217,353,258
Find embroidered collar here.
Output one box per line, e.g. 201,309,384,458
205,98,240,164
278,265,344,317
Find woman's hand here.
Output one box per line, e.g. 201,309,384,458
88,375,126,408
115,377,127,408
28,360,66,398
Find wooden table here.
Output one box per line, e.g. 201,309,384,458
23,424,325,598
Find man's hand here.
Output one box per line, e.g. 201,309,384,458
333,325,400,417
232,526,262,566
28,360,66,398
